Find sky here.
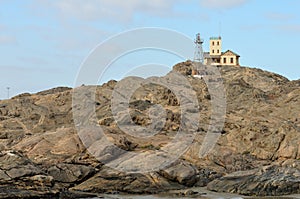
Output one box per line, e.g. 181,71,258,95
0,0,300,99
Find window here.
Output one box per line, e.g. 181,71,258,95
212,50,215,54
217,50,219,54
212,41,215,46
223,57,226,63
230,58,234,64
217,41,220,46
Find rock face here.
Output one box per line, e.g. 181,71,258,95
47,163,95,183
71,166,184,194
159,160,199,186
207,165,300,196
0,150,58,198
0,61,299,197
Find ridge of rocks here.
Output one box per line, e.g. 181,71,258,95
0,61,299,198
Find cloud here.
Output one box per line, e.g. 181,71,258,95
0,64,64,75
54,25,111,52
200,0,250,9
0,35,17,45
17,56,49,66
36,0,182,22
265,12,295,21
275,25,300,33
240,24,264,31
30,0,187,52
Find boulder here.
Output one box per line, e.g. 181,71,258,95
71,166,184,194
159,160,199,186
207,165,300,196
47,163,95,183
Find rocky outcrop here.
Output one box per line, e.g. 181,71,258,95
207,165,300,196
71,166,184,194
13,127,84,165
0,61,299,197
159,160,199,186
172,60,194,76
47,163,95,183
0,150,58,198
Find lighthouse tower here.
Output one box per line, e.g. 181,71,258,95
194,33,204,63
192,33,204,76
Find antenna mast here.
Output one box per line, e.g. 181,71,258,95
193,33,204,63
219,22,222,37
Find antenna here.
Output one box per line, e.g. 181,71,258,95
6,87,10,99
218,22,222,37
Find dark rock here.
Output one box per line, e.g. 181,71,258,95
47,163,95,183
11,93,31,99
71,167,183,194
0,186,59,199
159,160,198,186
36,87,72,96
207,165,300,196
195,168,223,187
0,151,57,198
172,60,194,76
58,190,98,199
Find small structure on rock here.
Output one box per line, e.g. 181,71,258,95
204,36,240,66
192,33,205,78
192,33,241,78
193,33,204,64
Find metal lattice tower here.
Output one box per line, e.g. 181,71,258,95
193,33,204,63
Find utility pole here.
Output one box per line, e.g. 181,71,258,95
6,87,10,99
219,22,222,37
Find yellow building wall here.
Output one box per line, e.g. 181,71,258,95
209,37,222,56
220,55,239,66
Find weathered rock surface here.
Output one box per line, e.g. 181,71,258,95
71,166,184,194
47,163,95,183
207,165,300,196
0,150,58,198
159,160,199,186
0,61,299,197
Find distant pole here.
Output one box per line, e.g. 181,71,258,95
219,22,222,37
6,87,10,99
